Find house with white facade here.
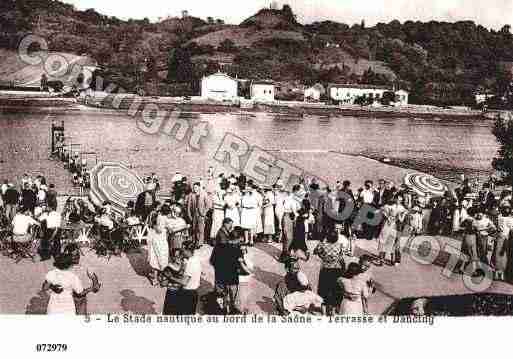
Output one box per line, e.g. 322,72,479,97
304,83,325,102
475,92,494,105
201,72,238,101
250,80,275,101
394,89,409,106
328,84,390,104
328,84,409,105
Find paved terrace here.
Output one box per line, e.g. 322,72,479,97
1,233,512,315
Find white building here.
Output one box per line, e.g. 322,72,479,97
328,84,409,105
394,89,409,106
328,84,390,104
201,72,238,101
304,83,325,102
250,80,275,101
475,92,494,105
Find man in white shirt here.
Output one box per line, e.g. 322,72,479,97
39,208,62,261
359,180,378,240
280,185,302,261
12,209,40,243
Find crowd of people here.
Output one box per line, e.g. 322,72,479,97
1,167,513,316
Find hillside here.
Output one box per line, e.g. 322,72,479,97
0,48,97,88
190,27,306,48
1,0,513,105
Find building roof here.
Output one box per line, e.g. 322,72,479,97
328,83,392,91
307,83,325,93
251,80,275,86
203,72,237,81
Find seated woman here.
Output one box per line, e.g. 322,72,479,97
274,257,307,315
283,272,324,315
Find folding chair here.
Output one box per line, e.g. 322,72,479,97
123,222,146,250
76,224,94,250
11,225,39,263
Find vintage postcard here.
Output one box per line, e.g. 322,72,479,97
1,0,513,356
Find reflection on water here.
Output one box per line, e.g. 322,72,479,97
0,108,498,191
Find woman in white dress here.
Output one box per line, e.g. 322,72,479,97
262,188,276,243
452,200,469,234
240,187,258,246
224,186,241,227
43,254,100,315
378,197,406,266
147,206,171,280
210,188,226,241
337,262,371,315
254,187,264,237
274,181,287,238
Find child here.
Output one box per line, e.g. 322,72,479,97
409,206,424,235
238,242,254,314
357,255,376,314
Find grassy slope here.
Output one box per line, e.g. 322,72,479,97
0,49,96,87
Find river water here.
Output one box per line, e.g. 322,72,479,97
0,105,499,191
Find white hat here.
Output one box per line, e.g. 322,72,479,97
171,172,183,182
297,272,309,287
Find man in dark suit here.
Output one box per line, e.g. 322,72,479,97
135,185,157,222
185,182,211,248
479,183,496,213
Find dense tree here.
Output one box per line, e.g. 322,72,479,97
492,117,513,186
166,47,193,83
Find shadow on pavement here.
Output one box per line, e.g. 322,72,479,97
253,265,283,292
26,290,49,314
256,243,282,261
256,296,275,314
120,289,157,314
126,248,153,278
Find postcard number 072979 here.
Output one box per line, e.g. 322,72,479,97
35,344,68,352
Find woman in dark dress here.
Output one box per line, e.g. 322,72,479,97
290,199,313,261
313,231,345,315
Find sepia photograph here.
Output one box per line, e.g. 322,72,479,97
1,0,513,356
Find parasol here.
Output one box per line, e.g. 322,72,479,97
89,162,145,216
403,173,448,197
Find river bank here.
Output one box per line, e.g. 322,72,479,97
0,91,494,120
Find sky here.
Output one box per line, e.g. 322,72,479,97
62,0,513,30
